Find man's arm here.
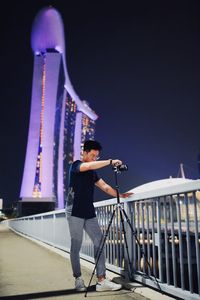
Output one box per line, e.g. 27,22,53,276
79,159,122,172
95,178,133,198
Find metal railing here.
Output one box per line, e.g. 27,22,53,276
6,179,200,300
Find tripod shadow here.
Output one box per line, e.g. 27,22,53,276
0,285,96,299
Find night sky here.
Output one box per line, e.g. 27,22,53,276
1,0,200,208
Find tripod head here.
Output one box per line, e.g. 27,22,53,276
111,163,128,204
112,163,128,174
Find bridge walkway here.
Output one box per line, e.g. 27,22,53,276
0,224,174,300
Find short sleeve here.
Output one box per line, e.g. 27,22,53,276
71,160,82,173
94,171,100,183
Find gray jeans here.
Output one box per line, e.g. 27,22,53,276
67,215,106,278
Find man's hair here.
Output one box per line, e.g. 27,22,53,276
83,140,102,152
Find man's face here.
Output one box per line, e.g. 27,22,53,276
84,149,100,162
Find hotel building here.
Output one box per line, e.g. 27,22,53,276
19,7,97,214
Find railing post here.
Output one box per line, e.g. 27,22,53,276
156,198,163,282
124,201,134,280
53,212,56,246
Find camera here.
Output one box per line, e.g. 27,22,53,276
112,164,128,173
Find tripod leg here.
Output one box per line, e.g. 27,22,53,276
121,207,146,257
85,207,116,297
119,206,134,281
120,207,151,270
120,205,162,292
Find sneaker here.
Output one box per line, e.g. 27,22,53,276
75,277,86,291
96,278,122,292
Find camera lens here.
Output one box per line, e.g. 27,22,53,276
118,164,128,171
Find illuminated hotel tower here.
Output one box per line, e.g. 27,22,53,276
20,7,97,210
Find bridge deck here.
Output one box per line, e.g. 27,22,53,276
0,224,173,300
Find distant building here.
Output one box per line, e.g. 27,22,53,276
19,7,97,214
0,198,3,210
198,152,200,178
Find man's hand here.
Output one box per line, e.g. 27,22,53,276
119,192,134,198
110,159,122,166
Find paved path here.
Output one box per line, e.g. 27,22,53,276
0,224,173,300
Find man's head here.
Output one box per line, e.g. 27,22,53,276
83,140,102,162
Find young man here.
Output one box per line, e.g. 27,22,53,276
65,140,133,292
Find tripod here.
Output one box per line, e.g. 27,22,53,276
85,166,161,297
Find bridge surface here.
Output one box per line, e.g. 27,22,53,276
0,224,174,300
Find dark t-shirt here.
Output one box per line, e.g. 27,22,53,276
66,160,100,219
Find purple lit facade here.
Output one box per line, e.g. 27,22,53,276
20,7,97,209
